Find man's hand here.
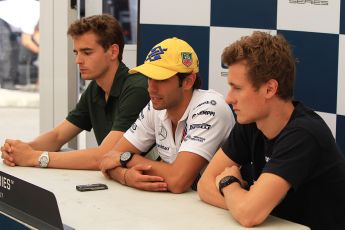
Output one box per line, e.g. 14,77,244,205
215,165,244,189
1,141,15,166
120,164,168,192
99,150,122,176
1,139,39,167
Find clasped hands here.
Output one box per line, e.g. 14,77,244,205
99,151,168,192
1,139,38,167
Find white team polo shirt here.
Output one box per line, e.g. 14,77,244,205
124,89,235,163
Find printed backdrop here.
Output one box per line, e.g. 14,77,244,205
138,0,345,154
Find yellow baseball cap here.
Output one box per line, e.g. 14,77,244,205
129,37,199,80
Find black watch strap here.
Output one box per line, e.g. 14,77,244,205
120,151,134,168
219,175,241,196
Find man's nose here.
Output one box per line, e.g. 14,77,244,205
225,89,234,105
75,54,83,64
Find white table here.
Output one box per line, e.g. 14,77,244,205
0,164,309,230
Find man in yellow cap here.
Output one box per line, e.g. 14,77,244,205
99,37,235,193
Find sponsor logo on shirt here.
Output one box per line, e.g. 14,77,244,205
189,123,211,130
138,111,145,121
158,125,167,141
192,110,215,119
157,144,169,151
194,100,217,109
129,123,137,133
265,156,271,163
184,135,206,143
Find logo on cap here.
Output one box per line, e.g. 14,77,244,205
181,52,193,67
145,46,167,62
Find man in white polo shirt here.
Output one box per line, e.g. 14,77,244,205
100,37,235,193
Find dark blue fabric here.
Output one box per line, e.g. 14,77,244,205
279,30,339,114
211,0,277,29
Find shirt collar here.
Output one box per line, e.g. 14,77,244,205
110,62,129,98
92,62,129,104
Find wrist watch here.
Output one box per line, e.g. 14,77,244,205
218,175,241,196
38,151,49,168
119,151,134,168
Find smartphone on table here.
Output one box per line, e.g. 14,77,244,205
76,183,108,192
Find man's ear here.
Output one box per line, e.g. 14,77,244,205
183,73,196,90
265,79,278,98
109,44,119,60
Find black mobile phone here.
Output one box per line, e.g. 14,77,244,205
76,183,108,192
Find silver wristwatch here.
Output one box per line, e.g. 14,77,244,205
38,151,49,168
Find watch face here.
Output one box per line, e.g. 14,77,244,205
38,151,49,168
121,152,131,161
40,156,49,167
41,156,48,163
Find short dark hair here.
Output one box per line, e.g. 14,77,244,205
176,73,201,89
67,14,125,61
222,31,296,100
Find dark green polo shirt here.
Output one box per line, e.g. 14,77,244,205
66,62,149,145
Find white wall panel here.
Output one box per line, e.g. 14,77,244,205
277,0,341,34
140,0,211,26
209,27,276,97
337,35,345,115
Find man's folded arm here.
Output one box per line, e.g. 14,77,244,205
197,148,239,209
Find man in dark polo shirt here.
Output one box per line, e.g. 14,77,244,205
1,14,149,170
